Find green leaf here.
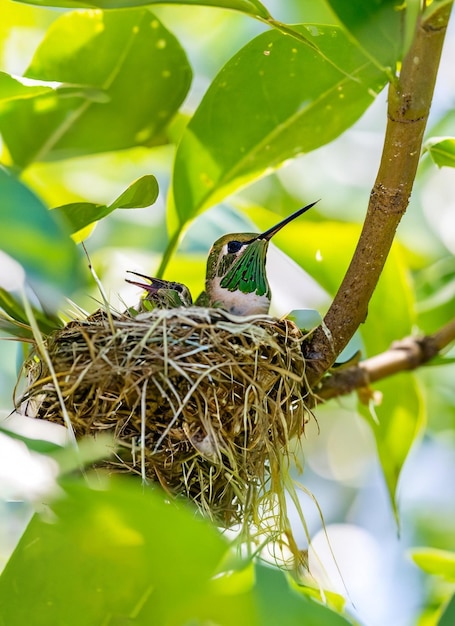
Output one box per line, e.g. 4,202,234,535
54,174,159,234
410,547,455,582
361,374,424,523
424,137,455,168
0,316,33,339
0,287,62,337
364,244,416,354
12,0,272,19
0,71,53,102
415,256,455,334
0,426,63,455
51,435,117,473
439,594,455,626
254,563,353,626
109,174,159,210
173,24,388,225
0,166,81,294
0,478,227,626
325,0,404,70
0,475,355,625
287,309,323,331
0,10,192,168
358,245,424,520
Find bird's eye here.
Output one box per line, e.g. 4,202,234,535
227,240,243,254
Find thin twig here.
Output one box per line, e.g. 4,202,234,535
315,318,455,401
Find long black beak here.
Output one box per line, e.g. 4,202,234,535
256,199,320,242
125,271,164,293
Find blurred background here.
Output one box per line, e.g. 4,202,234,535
0,1,454,624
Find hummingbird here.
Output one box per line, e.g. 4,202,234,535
197,200,319,315
126,200,318,315
125,272,193,310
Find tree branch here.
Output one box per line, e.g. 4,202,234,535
303,2,454,386
314,318,455,402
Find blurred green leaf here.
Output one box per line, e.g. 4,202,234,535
253,563,353,626
415,257,455,334
325,0,404,70
358,245,423,519
287,309,323,331
0,426,62,455
361,374,425,523
0,10,192,168
424,137,455,168
424,355,455,366
12,0,272,19
0,288,62,337
364,243,416,354
410,547,455,581
0,474,357,625
0,316,33,338
173,24,388,225
50,435,116,473
439,594,455,626
54,174,159,234
0,71,53,102
0,478,227,626
0,166,81,294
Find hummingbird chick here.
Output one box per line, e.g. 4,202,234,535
126,272,193,310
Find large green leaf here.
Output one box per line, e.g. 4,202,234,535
363,374,424,519
172,24,389,225
12,0,271,18
363,244,416,354
325,0,404,70
0,478,227,626
0,10,192,168
0,71,53,102
358,246,424,518
0,478,354,625
0,166,81,293
53,174,159,235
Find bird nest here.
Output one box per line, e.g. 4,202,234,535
20,305,312,539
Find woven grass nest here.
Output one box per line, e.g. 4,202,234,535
22,305,312,532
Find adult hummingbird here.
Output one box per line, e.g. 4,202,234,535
197,200,319,315
125,272,193,310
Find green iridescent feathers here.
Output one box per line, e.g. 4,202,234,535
220,239,269,297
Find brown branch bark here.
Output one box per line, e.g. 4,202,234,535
303,2,454,386
314,318,455,402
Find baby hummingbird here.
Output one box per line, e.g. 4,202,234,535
126,272,193,310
